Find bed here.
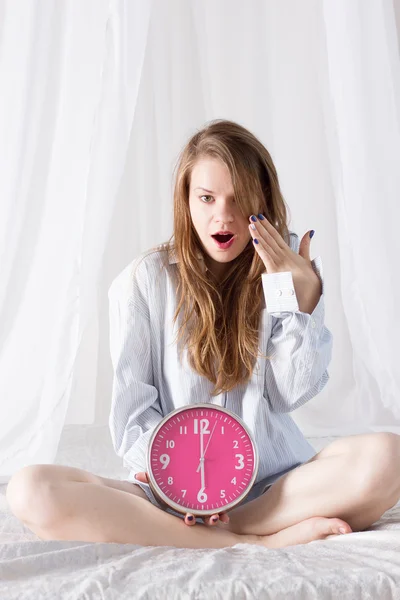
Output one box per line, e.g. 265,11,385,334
1,425,399,599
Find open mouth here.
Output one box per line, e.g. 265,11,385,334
212,234,234,243
211,233,236,249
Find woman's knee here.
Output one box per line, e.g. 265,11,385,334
6,465,55,521
6,464,124,528
355,433,400,500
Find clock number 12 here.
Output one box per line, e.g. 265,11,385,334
194,418,210,434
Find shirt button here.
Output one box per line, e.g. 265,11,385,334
311,319,316,328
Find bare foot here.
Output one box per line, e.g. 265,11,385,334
255,516,353,548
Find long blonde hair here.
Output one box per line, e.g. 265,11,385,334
161,119,291,397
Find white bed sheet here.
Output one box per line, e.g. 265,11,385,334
1,425,399,600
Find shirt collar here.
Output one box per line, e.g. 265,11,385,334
165,236,207,271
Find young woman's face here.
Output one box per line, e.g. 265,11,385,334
189,157,252,281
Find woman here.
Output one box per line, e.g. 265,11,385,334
7,119,400,549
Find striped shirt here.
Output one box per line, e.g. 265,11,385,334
108,231,330,486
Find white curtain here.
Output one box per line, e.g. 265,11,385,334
0,0,152,482
313,0,400,432
1,0,399,482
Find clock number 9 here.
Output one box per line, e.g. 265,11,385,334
159,441,174,470
159,453,170,469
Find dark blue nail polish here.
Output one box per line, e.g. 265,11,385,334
211,517,218,522
258,214,265,220
250,215,257,222
253,238,259,244
310,230,315,239
187,516,194,521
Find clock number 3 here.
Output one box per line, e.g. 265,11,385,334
234,454,245,469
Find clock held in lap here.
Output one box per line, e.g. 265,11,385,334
147,404,259,517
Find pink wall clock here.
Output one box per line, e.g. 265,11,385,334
147,403,259,517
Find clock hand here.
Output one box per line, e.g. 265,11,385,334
196,426,204,473
200,453,205,490
202,421,217,459
196,420,217,474
198,426,206,493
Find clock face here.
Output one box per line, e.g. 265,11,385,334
147,404,258,515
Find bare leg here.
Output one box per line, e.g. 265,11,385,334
225,433,400,536
6,464,253,548
6,464,350,549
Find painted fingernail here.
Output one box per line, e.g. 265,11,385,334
187,516,194,521
258,214,265,220
253,239,259,244
310,230,315,239
211,517,218,522
250,215,257,222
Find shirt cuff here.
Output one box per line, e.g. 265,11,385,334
262,271,299,313
262,255,324,315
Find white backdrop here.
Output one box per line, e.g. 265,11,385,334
1,0,400,482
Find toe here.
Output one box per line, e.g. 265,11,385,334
321,517,352,536
306,516,353,539
332,519,352,535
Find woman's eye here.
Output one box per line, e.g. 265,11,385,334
199,195,236,203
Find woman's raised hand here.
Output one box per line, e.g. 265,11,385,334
134,471,230,527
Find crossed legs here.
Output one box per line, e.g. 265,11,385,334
5,432,400,548
223,432,400,536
